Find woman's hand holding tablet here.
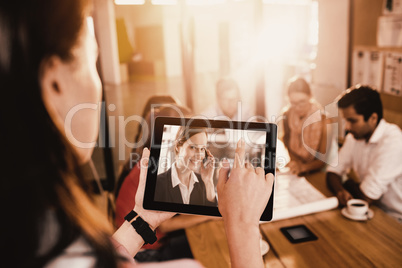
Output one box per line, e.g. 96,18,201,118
129,120,276,267
132,138,275,268
134,148,176,230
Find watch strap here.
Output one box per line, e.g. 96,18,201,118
124,210,157,245
124,210,137,222
131,216,157,245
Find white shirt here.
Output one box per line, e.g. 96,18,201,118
327,119,402,219
171,163,199,204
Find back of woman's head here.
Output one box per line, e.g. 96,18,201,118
0,1,118,267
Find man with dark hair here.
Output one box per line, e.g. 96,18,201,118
326,85,402,221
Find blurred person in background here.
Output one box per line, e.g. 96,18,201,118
280,76,330,175
201,77,253,121
326,85,402,222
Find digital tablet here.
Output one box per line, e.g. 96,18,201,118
143,117,277,221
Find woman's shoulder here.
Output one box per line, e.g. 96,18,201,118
155,169,173,192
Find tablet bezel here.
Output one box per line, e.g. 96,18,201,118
143,117,277,221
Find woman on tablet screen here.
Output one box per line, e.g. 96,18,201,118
155,127,217,206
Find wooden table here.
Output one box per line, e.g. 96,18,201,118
185,172,402,268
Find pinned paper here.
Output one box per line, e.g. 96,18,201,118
377,16,402,47
383,0,402,15
352,48,384,91
383,52,402,96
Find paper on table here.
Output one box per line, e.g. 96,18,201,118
271,196,338,222
264,174,338,222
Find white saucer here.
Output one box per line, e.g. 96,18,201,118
260,239,269,256
341,207,374,221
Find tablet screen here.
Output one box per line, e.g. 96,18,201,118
143,117,277,221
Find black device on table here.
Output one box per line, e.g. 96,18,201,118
280,224,318,243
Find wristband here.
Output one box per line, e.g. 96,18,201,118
124,210,157,245
124,210,138,222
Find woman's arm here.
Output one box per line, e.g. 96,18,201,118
300,116,332,174
112,148,175,257
288,115,330,175
217,139,274,268
303,159,326,173
326,171,353,206
200,149,217,202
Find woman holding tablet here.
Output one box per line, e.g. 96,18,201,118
155,127,217,206
1,0,273,267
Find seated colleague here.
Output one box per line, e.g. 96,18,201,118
201,77,253,121
115,94,181,197
1,1,274,267
115,105,214,261
281,76,329,175
326,85,402,221
155,126,217,206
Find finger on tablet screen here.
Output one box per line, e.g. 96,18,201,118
234,139,245,169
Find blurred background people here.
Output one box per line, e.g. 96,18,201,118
280,76,331,175
201,77,253,121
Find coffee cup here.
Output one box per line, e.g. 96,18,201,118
347,199,368,216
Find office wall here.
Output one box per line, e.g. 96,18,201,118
352,0,383,47
94,0,121,85
351,0,402,128
312,0,349,107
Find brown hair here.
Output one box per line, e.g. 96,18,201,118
337,85,382,124
175,126,208,154
0,1,119,267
